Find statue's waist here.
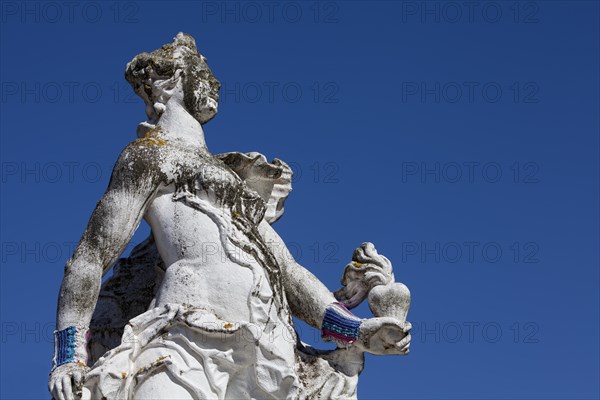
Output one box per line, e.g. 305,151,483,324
154,258,274,318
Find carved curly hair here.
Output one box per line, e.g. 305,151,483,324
125,32,221,124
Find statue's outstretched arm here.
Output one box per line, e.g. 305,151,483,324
258,220,336,328
259,221,411,356
50,143,162,400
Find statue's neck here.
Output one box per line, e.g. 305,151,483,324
154,98,208,150
137,93,208,151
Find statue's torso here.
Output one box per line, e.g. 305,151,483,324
144,148,277,324
84,147,301,400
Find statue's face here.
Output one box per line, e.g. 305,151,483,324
126,34,221,124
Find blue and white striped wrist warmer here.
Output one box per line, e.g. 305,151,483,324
52,326,89,370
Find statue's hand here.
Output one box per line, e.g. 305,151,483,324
334,280,369,309
48,363,88,400
356,317,411,355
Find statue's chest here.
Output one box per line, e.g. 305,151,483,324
170,157,267,225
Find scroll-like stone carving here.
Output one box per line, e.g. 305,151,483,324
48,33,412,400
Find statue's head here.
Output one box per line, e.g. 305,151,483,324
125,33,220,124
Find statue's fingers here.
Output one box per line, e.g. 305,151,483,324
347,293,363,308
54,378,64,400
391,340,410,355
72,370,81,385
377,317,398,327
396,333,411,350
48,377,55,396
61,375,74,400
333,288,347,301
347,287,359,298
378,319,407,341
343,287,359,301
73,370,84,394
403,321,412,333
343,288,360,306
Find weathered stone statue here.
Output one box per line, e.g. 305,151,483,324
48,33,412,400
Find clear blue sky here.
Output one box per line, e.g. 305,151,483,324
1,1,599,399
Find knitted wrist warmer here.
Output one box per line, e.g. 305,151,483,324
321,302,362,346
52,326,89,370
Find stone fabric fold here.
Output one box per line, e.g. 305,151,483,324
82,304,299,400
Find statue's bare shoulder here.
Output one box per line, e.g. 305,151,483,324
108,139,171,189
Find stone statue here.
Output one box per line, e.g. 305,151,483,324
48,33,412,400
